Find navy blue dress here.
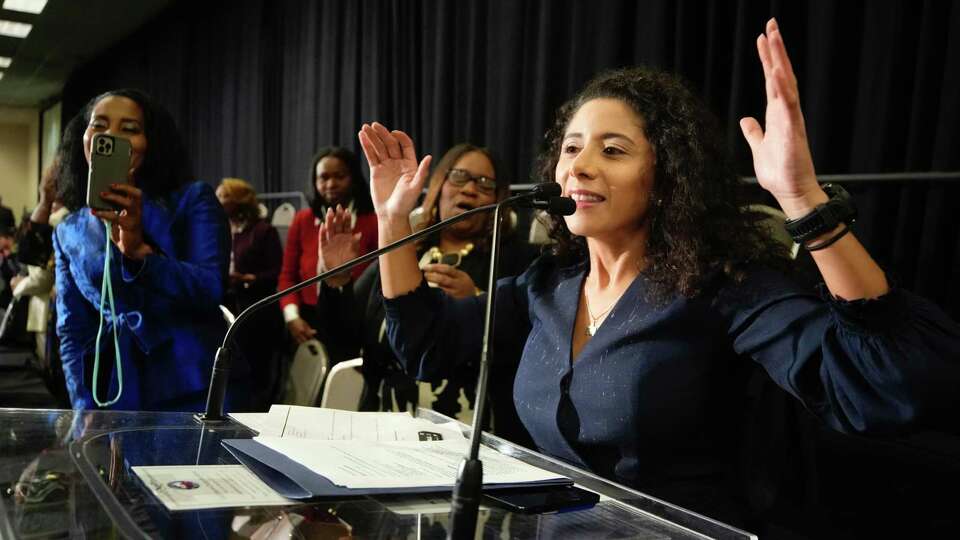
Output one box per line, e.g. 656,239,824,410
384,255,960,517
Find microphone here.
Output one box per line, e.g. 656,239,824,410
195,184,573,423
535,196,576,215
447,184,573,539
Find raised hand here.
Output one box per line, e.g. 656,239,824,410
739,18,824,219
319,204,362,287
91,182,153,260
357,122,432,226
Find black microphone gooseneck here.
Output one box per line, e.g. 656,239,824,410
195,183,567,424
447,183,572,540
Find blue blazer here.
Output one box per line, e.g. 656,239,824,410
54,181,231,411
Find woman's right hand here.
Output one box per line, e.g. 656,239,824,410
357,122,432,226
319,205,362,288
287,317,317,345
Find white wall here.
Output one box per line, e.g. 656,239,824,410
0,105,40,224
41,102,61,173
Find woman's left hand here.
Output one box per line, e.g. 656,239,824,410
422,263,479,299
739,18,826,219
91,183,153,260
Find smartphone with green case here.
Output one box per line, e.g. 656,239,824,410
86,133,132,210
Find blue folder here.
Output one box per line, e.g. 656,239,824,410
222,439,571,500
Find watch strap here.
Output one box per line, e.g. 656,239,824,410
783,184,857,243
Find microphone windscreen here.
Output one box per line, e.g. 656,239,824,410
548,196,576,216
532,182,562,197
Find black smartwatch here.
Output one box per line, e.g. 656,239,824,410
783,183,857,244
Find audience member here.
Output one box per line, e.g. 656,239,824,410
359,19,960,526
278,147,377,366
10,158,70,405
0,228,18,310
0,195,15,233
216,178,283,314
216,177,284,410
318,144,537,441
54,89,242,412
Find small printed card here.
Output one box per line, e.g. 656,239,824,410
132,465,291,511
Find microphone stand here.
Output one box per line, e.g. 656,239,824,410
446,202,506,539
447,186,572,539
195,186,562,424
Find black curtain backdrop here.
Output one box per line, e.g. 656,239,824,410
61,0,960,318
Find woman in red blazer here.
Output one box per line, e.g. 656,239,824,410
277,147,377,364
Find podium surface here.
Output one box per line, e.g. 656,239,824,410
0,407,756,539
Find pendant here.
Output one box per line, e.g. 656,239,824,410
586,323,597,337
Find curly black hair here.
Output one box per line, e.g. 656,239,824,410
537,67,790,303
58,89,194,211
309,147,374,217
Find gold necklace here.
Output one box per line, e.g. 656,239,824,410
584,290,618,337
423,242,474,267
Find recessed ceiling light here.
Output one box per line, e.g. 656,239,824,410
0,19,32,38
0,56,10,68
2,0,48,15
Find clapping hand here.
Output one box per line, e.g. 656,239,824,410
319,204,362,288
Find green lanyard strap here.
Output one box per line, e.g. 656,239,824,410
92,219,123,408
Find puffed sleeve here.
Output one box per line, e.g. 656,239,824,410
53,229,97,411
719,268,960,434
120,182,229,308
383,256,540,382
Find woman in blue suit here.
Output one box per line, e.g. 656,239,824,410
54,89,242,412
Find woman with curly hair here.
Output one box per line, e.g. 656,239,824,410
54,89,244,412
359,19,959,523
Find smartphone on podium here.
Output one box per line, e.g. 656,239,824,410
86,133,132,210
484,485,600,514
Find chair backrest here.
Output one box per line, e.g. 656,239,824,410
319,357,363,411
281,339,330,407
272,202,297,251
528,210,552,245
218,305,236,325
271,202,297,227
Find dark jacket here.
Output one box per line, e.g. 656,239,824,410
383,255,960,522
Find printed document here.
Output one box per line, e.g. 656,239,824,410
230,405,464,441
253,437,567,489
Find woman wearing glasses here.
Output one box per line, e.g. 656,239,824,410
318,143,536,442
277,147,378,367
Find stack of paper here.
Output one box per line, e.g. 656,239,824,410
229,404,465,441
221,406,571,499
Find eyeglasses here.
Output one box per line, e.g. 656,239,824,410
445,168,497,193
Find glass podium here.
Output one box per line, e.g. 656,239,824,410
0,408,756,539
